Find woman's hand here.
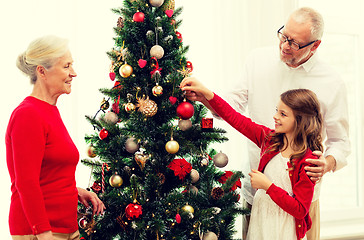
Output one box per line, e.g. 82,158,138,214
77,187,106,216
180,77,214,101
36,231,53,240
249,169,272,191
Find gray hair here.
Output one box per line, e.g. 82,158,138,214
291,7,324,41
16,35,69,84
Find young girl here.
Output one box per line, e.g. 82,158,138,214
180,77,323,240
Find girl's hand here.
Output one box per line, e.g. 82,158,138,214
77,187,106,216
249,169,272,191
180,77,214,101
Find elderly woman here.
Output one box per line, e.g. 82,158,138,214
6,35,105,240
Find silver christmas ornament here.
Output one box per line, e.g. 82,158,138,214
125,137,139,153
213,152,229,168
202,231,218,240
149,0,164,7
103,111,118,124
178,119,192,131
150,45,164,59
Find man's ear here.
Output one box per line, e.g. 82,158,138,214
311,40,321,52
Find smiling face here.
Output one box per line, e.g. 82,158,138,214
43,50,77,97
273,99,296,138
279,17,319,68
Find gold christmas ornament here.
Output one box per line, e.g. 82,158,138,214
181,204,194,214
136,95,158,117
150,45,164,59
135,148,149,170
109,173,123,188
125,102,136,113
152,84,163,97
86,145,96,158
161,0,175,11
165,139,179,154
100,98,110,110
119,63,133,78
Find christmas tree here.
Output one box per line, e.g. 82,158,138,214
79,0,247,239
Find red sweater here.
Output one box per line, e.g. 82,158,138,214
208,94,316,240
6,96,79,235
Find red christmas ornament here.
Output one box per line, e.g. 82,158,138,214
202,118,213,128
176,31,183,42
99,128,109,140
133,12,145,22
169,96,177,105
112,95,120,114
113,81,122,89
186,61,193,72
165,9,173,18
218,171,242,191
176,101,194,119
176,213,181,224
91,181,102,194
138,59,147,68
125,203,143,220
150,57,162,77
109,72,116,81
167,158,192,180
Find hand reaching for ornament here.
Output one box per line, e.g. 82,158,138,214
249,169,272,191
77,187,106,216
180,77,214,101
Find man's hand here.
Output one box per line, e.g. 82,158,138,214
249,169,272,191
305,151,336,181
77,187,106,216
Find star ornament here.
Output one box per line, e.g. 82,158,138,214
168,158,192,180
177,66,192,78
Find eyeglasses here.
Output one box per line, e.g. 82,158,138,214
277,26,317,51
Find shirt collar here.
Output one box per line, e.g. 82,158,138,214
283,53,317,72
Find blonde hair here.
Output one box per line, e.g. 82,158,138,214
16,35,69,84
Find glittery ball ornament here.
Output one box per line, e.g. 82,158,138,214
136,96,158,117
150,45,164,59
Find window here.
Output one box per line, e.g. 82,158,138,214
298,0,364,238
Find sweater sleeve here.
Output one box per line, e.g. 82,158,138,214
266,163,315,219
10,107,51,235
208,93,272,147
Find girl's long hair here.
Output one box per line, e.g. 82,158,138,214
267,89,324,165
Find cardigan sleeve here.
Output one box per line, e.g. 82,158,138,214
10,107,52,234
265,162,315,219
208,93,272,148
